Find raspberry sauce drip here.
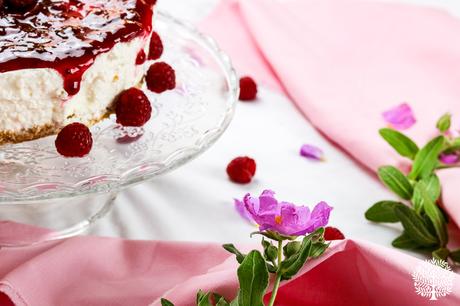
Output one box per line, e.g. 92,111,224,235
0,0,155,96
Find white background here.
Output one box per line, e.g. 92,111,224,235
90,0,460,249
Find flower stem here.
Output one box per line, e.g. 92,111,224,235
268,240,283,306
437,164,460,170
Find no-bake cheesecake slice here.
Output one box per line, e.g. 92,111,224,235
0,0,156,144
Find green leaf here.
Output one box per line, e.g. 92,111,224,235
432,248,450,261
365,201,406,223
230,298,239,306
161,299,175,306
223,244,246,264
216,298,230,306
449,249,460,263
262,239,278,262
283,241,301,258
280,236,312,281
412,176,441,214
310,242,329,258
392,232,422,250
409,136,445,180
451,138,460,151
416,181,448,246
196,290,212,306
266,263,277,273
378,166,413,200
237,250,269,306
394,205,438,246
379,128,419,159
436,113,451,133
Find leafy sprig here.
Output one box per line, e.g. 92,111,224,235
365,113,460,263
161,228,329,306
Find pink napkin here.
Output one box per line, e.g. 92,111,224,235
202,0,460,227
1,237,459,305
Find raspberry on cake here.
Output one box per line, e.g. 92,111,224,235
0,0,158,145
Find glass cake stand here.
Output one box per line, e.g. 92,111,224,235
0,12,238,247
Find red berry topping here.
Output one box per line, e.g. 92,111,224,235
324,227,345,241
146,62,176,93
6,0,37,11
239,76,258,101
136,49,146,65
115,87,152,127
148,32,164,60
55,123,93,157
226,157,256,184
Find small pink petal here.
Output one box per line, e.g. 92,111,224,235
439,153,459,165
382,103,416,130
300,144,324,161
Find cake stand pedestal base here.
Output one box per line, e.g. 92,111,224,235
0,192,117,247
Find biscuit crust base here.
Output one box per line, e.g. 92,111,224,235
0,110,113,145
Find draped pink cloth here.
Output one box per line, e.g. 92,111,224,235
1,238,459,305
202,0,460,226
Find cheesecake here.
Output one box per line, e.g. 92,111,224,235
0,0,157,145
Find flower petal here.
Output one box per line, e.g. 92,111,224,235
382,103,416,130
300,144,324,161
301,201,333,234
234,199,253,222
439,153,459,165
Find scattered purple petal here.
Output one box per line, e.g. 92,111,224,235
382,103,416,130
236,190,332,236
439,153,459,165
300,144,324,161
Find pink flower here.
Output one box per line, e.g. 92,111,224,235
300,144,324,161
382,103,416,130
234,190,332,236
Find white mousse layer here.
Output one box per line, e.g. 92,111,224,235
0,36,146,139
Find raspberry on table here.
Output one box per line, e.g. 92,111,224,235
148,32,164,60
146,62,176,93
239,76,258,101
324,226,345,241
55,123,93,157
226,156,257,184
115,87,152,127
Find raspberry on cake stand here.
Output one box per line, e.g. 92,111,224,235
0,10,238,247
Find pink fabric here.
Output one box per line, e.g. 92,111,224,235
1,238,459,305
202,0,460,226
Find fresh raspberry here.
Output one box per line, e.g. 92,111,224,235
6,0,37,11
226,156,256,184
146,62,176,93
115,87,152,127
148,32,163,60
136,49,146,65
239,76,258,101
55,123,93,157
324,226,345,241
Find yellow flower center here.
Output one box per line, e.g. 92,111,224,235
275,215,282,225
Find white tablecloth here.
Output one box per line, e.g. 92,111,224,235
90,0,460,248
